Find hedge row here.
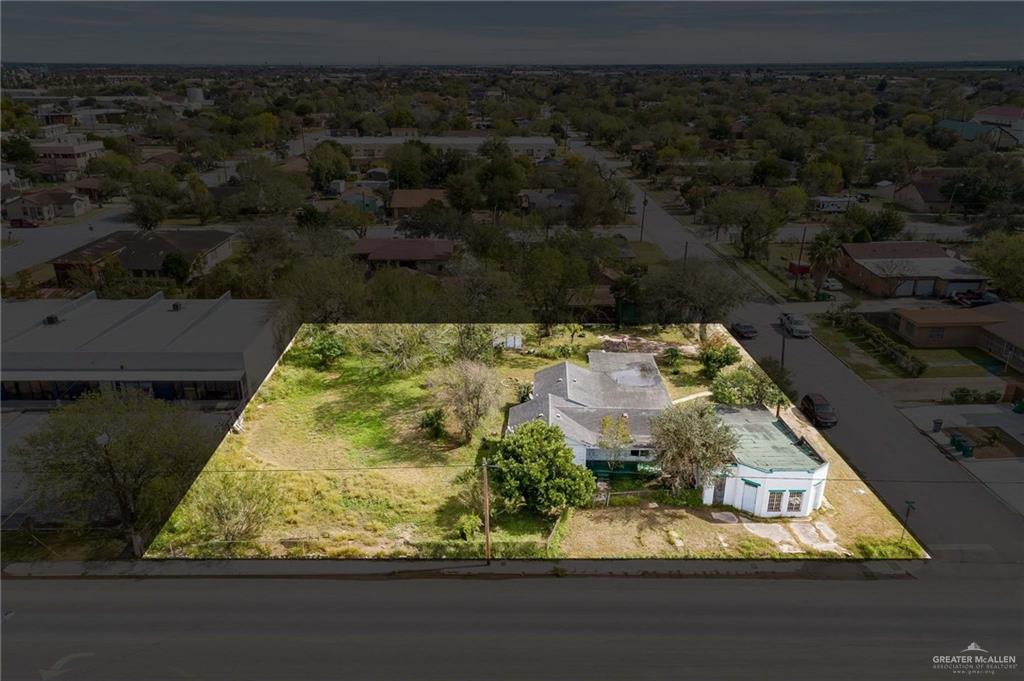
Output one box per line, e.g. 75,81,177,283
823,311,927,377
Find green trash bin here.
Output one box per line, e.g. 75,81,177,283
961,439,975,458
949,431,964,450
1014,402,1024,414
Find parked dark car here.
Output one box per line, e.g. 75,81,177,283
9,218,41,228
730,322,758,339
800,393,838,428
952,290,1001,308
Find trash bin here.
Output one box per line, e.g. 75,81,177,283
962,442,975,458
1014,402,1024,414
932,419,944,433
949,431,963,449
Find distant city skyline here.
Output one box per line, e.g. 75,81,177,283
2,2,1023,66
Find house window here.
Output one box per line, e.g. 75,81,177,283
928,327,945,340
787,491,804,513
767,491,784,512
629,449,648,457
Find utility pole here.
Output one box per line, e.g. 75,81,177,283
639,192,648,242
793,223,808,291
481,458,492,563
683,241,689,267
780,333,787,369
899,500,916,543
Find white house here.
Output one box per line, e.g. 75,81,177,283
813,195,858,214
702,407,829,518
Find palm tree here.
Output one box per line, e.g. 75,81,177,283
808,230,844,295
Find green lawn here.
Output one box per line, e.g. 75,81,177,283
149,348,557,558
811,320,901,380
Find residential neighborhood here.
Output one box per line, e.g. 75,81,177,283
2,4,1024,681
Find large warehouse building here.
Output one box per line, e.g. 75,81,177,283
1,291,282,406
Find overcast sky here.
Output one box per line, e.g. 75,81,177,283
3,2,1023,66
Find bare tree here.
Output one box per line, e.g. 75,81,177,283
431,360,502,442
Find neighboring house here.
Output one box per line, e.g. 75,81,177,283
48,229,234,286
1,164,31,192
350,237,455,274
35,123,70,141
970,105,1024,139
937,119,1019,149
353,167,390,191
519,188,578,212
7,189,90,222
72,177,107,202
389,188,449,219
137,151,183,172
30,134,104,171
892,304,1024,373
838,241,988,298
812,195,858,213
702,407,829,518
29,161,80,183
507,351,830,518
893,167,960,212
339,187,384,213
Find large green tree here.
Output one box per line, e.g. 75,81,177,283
12,391,217,557
651,400,737,491
493,421,596,516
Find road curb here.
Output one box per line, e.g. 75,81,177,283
2,558,930,580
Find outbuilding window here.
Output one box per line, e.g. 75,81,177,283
767,491,784,512
787,491,804,513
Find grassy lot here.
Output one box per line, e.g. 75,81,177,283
149,324,711,559
149,348,557,558
811,318,900,380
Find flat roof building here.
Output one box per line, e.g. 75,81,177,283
1,291,282,406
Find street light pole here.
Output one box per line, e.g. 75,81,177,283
793,223,808,291
639,192,648,242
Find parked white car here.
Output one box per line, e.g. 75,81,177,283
780,312,812,338
822,278,843,291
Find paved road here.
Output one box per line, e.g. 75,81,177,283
2,206,132,275
734,302,1024,564
3,576,1021,680
571,139,1024,564
570,139,715,260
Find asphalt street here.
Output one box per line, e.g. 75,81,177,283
734,302,1024,565
2,205,132,275
3,576,1022,680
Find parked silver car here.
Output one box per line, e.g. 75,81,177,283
780,312,812,338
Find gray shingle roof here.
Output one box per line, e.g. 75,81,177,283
507,351,671,446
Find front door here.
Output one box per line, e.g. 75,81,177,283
713,477,726,505
741,482,757,514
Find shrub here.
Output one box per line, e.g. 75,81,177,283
419,408,447,439
854,538,926,559
650,488,703,507
453,513,482,541
514,380,533,404
190,472,279,544
697,338,741,378
307,330,346,370
662,347,683,367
